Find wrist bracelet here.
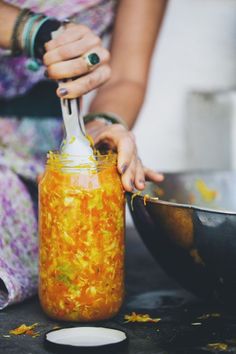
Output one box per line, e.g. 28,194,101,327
84,112,129,130
22,13,44,56
11,8,32,56
11,8,61,62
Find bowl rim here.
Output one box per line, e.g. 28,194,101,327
128,192,236,216
128,170,236,216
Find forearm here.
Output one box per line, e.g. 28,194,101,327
0,1,20,49
89,80,145,129
89,0,168,129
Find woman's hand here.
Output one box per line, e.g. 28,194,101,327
86,120,164,192
43,23,111,99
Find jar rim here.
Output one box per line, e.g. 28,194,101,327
46,150,117,171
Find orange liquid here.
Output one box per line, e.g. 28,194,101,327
39,158,125,321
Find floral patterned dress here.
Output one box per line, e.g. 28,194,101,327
0,0,116,309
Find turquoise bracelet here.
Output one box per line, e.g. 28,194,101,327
29,16,50,58
22,13,42,56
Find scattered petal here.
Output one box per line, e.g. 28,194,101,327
195,179,218,202
130,191,142,210
69,136,76,144
143,194,151,206
207,343,228,351
124,312,161,323
197,313,221,320
9,323,39,336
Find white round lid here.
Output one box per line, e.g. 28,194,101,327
45,326,128,353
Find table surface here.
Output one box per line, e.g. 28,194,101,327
1,227,236,354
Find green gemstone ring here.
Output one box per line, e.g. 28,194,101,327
84,53,100,69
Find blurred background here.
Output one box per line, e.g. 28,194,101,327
84,0,236,172
125,0,236,223
134,0,236,173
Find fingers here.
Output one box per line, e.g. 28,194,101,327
43,24,111,96
144,167,164,182
56,64,111,98
46,46,110,80
134,158,146,190
44,31,102,66
86,121,163,192
117,132,136,176
92,124,145,192
45,24,90,52
120,157,147,192
121,158,136,192
93,125,135,172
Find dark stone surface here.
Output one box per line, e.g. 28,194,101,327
1,227,236,354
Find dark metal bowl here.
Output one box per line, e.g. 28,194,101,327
127,171,236,304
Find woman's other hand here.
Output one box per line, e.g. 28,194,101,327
43,23,111,98
86,120,164,192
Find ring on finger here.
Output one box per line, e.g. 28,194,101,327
83,52,100,70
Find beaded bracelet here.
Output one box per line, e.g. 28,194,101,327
84,112,129,130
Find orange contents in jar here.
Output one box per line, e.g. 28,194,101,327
39,152,125,321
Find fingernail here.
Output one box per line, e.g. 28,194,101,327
139,179,145,185
130,180,135,191
58,88,68,96
121,164,128,175
44,70,48,78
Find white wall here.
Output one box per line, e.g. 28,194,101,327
133,0,236,172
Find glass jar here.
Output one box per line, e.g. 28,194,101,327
38,152,125,321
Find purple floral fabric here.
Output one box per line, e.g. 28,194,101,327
0,0,116,309
0,117,63,309
0,166,38,308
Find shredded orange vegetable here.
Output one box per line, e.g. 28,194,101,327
130,191,142,211
195,179,218,202
9,323,39,337
124,312,161,323
39,153,125,321
143,194,151,206
69,136,76,144
154,186,164,198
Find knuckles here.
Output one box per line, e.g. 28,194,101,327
46,66,56,79
57,45,72,60
76,24,90,34
86,73,99,91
